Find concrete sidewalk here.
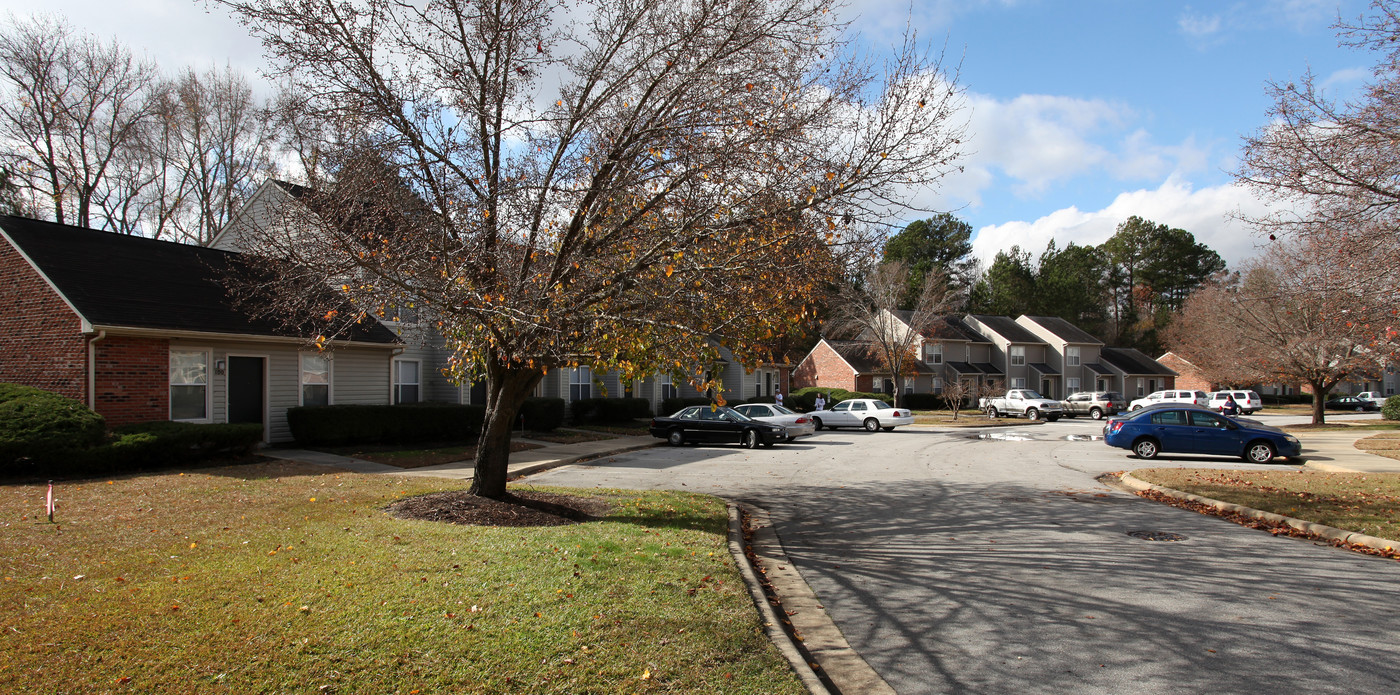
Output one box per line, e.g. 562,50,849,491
263,433,660,480
1297,430,1400,473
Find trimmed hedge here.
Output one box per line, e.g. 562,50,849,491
0,383,107,464
569,397,654,425
4,421,263,478
660,397,715,416
789,387,888,411
520,397,567,431
287,403,486,446
1384,395,1400,421
899,393,943,410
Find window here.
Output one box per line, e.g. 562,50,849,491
170,350,208,421
1010,346,1026,366
926,343,943,365
394,360,420,404
1066,346,1081,367
851,401,867,411
1067,377,1080,393
1150,410,1187,426
570,367,592,401
385,303,418,324
933,378,943,393
904,377,914,394
1012,377,1026,389
659,374,677,400
1136,378,1145,397
301,354,330,406
1188,411,1227,428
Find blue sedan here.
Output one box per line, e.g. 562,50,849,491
1103,404,1302,463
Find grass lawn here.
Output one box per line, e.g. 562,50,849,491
1356,432,1400,461
1131,467,1400,541
1283,422,1400,433
0,463,803,693
526,430,616,445
316,441,543,468
574,422,652,437
911,411,1045,428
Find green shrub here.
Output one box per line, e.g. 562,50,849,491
661,397,713,416
0,383,106,465
900,393,943,410
1383,395,1400,421
286,404,486,446
519,397,566,431
569,398,651,424
6,421,263,478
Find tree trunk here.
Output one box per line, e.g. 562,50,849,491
468,363,544,499
1309,379,1327,425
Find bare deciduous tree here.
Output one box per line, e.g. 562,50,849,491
0,14,160,230
215,0,967,500
1167,241,1386,424
941,377,971,420
827,260,962,407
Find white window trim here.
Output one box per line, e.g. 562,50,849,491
1012,377,1026,389
300,353,334,406
394,358,422,404
926,343,943,365
1009,346,1026,367
169,348,212,423
903,376,914,394
570,366,593,401
1066,346,1081,367
1067,377,1081,393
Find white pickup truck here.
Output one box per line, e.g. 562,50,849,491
979,389,1064,422
1358,391,1390,408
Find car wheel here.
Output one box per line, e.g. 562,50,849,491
1132,437,1159,459
1047,415,1060,422
988,406,1000,418
1026,407,1039,421
1356,406,1365,412
812,416,824,431
667,429,684,447
1130,405,1141,411
863,418,879,432
1244,440,1276,463
742,429,759,449
762,441,775,448
1089,407,1103,420
882,426,895,432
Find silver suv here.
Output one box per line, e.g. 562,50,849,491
1061,391,1126,420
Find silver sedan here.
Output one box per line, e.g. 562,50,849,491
731,403,818,440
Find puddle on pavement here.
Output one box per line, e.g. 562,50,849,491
966,432,1036,441
1064,434,1104,442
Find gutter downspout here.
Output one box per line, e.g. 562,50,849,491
87,330,107,410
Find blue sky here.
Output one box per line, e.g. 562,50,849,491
9,0,1373,267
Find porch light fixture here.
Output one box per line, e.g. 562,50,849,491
215,359,226,375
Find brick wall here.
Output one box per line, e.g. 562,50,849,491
94,335,170,426
0,237,88,399
792,341,857,391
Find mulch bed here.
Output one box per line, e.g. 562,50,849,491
386,489,612,527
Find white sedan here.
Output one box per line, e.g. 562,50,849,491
732,403,818,440
810,399,915,432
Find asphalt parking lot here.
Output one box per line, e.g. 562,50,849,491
529,414,1400,694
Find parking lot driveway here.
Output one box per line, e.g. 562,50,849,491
529,425,1400,694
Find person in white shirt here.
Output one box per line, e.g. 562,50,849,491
775,391,784,406
813,393,826,411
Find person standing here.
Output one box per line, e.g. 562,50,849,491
775,391,784,407
813,393,826,411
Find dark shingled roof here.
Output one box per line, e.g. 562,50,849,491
968,314,1044,344
1100,347,1176,376
827,339,934,375
1022,316,1103,345
0,215,398,344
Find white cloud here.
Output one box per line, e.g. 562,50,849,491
1321,66,1370,93
1178,11,1222,38
969,176,1274,269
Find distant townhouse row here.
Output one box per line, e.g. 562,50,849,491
793,311,1177,400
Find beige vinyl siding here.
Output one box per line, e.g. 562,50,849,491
211,183,289,253
332,347,392,405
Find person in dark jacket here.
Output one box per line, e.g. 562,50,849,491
1220,394,1240,416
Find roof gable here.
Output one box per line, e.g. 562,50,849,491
0,215,398,344
1021,315,1103,345
968,314,1045,344
1100,347,1176,376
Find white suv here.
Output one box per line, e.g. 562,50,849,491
1208,390,1263,415
1128,389,1209,411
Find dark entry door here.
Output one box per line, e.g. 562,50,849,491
228,356,265,426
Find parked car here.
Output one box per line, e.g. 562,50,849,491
1060,391,1126,420
1102,403,1301,463
1128,390,1209,411
1324,396,1380,412
1357,391,1389,408
979,389,1064,421
649,405,788,448
732,403,818,440
810,399,914,431
1207,390,1263,415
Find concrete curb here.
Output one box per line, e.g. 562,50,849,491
1120,472,1400,553
731,502,895,695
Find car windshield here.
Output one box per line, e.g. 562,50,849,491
1021,391,1045,400
771,404,798,415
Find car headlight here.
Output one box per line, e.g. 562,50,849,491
1285,435,1299,444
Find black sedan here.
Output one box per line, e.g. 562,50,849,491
1325,396,1380,412
649,405,788,448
